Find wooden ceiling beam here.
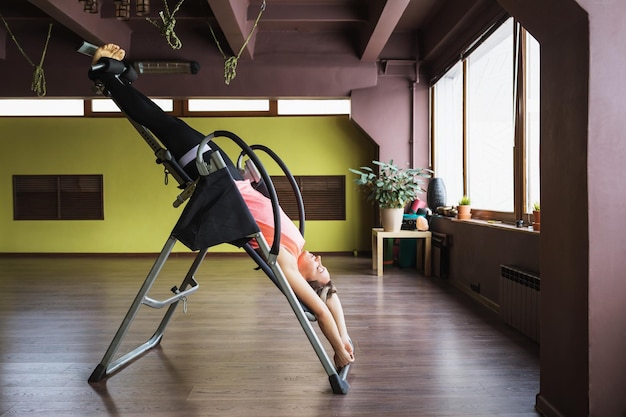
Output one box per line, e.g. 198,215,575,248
27,0,131,49
207,0,255,60
250,3,364,23
360,0,411,61
0,27,6,60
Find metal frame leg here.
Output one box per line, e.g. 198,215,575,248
253,233,351,394
89,236,206,382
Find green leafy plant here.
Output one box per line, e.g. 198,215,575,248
459,195,471,206
349,160,432,209
533,201,540,211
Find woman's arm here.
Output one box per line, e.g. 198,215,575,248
325,294,353,357
276,249,355,368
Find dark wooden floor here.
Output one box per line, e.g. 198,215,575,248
0,254,540,417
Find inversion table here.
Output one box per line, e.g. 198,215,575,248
84,52,351,395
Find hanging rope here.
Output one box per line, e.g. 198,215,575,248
0,15,53,97
147,0,185,49
209,0,266,85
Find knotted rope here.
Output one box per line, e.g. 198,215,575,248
0,14,52,97
209,0,265,85
147,0,185,49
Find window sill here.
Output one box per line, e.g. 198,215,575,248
439,216,539,234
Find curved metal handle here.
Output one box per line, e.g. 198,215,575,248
244,144,306,237
197,131,282,258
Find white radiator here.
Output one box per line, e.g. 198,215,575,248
499,265,540,343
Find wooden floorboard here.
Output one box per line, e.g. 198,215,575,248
0,255,540,417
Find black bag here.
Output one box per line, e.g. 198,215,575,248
172,169,259,251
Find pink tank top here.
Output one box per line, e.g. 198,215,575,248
235,180,305,257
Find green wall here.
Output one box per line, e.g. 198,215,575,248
0,115,376,254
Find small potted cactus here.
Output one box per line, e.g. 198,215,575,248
457,195,471,220
532,201,540,231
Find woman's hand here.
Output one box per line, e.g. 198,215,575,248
334,338,355,369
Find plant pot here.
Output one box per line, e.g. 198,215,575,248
457,205,471,220
533,210,541,231
380,208,404,232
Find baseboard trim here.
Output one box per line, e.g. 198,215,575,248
0,252,243,258
448,278,500,314
0,251,355,258
535,393,566,417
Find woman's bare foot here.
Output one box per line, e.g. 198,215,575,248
92,44,126,65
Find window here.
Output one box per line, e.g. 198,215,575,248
91,98,173,113
0,99,84,116
467,18,514,212
525,30,541,212
431,18,540,223
432,62,463,207
0,98,350,117
185,98,350,116
13,175,104,220
270,175,346,221
277,99,350,115
187,99,270,112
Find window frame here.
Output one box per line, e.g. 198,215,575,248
0,98,351,118
430,18,539,225
80,99,349,118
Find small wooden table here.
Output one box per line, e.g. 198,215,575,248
371,228,432,277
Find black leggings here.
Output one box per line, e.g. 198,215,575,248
94,68,240,180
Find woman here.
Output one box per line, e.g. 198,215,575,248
89,44,355,369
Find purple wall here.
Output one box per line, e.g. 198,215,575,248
430,217,540,303
350,76,431,173
578,1,626,415
482,0,626,415
419,0,626,415
351,76,413,168
498,1,591,415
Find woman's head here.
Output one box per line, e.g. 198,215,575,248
298,251,336,301
297,251,331,284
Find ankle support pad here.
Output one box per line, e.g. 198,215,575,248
89,58,138,83
92,57,126,74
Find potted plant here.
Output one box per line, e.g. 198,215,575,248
350,160,432,231
457,195,471,220
532,201,540,231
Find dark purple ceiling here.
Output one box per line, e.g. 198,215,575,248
0,0,452,98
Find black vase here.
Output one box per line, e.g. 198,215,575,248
427,177,447,210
